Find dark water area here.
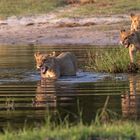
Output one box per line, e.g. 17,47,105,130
0,45,139,130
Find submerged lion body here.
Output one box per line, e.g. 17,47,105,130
34,52,77,79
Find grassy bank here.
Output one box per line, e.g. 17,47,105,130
0,119,139,140
0,0,66,18
0,0,140,18
61,0,140,17
85,47,140,73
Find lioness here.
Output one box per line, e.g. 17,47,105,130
120,29,140,63
34,52,77,79
130,13,140,31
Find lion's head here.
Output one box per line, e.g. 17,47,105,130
34,51,56,74
120,29,139,48
130,13,140,31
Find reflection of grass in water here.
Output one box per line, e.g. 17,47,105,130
0,98,137,140
85,47,132,73
95,96,119,124
5,97,15,111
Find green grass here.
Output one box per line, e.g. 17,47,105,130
0,118,138,140
60,0,140,17
85,47,131,73
1,0,140,18
0,0,66,18
0,101,137,140
62,0,140,17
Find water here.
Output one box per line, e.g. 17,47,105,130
0,45,139,130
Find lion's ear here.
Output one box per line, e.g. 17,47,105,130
49,51,56,57
43,54,48,60
52,51,56,57
34,52,41,58
130,13,135,19
34,52,38,58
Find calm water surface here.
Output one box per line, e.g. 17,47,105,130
0,45,139,130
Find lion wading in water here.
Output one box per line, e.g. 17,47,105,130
34,52,77,79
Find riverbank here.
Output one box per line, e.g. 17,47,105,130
0,14,130,46
0,0,140,46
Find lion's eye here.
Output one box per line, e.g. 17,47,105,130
124,37,128,40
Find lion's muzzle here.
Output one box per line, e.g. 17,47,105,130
41,66,49,74
121,39,130,48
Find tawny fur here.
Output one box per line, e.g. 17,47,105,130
130,13,140,31
34,52,77,80
120,29,140,63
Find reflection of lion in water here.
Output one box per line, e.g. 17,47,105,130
34,52,77,79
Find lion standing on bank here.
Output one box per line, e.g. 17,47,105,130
34,52,77,80
120,13,140,64
120,29,140,64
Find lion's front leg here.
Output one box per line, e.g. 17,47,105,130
129,46,137,63
128,46,138,72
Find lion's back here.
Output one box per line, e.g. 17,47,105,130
57,52,77,76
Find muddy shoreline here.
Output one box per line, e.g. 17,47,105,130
0,14,130,46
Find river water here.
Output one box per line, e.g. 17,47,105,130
0,45,139,130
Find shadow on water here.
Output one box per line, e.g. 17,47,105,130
0,45,140,130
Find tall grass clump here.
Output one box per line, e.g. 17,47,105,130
95,96,119,125
86,47,131,73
